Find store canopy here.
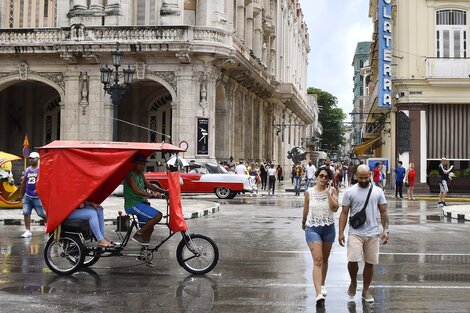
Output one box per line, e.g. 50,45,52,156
354,137,381,156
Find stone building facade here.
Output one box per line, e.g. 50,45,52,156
0,0,314,169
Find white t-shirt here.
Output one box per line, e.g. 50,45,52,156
267,168,276,176
342,184,387,237
235,164,247,175
306,165,316,179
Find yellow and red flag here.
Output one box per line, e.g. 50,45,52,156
22,134,30,158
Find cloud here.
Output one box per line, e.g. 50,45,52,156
299,0,372,117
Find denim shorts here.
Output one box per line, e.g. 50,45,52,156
22,195,46,218
305,224,336,243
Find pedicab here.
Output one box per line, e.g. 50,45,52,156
0,152,22,209
37,141,219,275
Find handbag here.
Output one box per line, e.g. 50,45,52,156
349,184,373,229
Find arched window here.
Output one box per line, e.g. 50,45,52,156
436,9,467,58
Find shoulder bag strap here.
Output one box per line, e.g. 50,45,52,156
361,184,374,211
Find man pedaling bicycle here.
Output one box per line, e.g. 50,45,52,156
124,153,168,245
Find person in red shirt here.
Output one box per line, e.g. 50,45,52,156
372,163,383,189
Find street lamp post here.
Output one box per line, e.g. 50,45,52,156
100,47,135,141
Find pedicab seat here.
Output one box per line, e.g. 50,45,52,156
61,219,91,237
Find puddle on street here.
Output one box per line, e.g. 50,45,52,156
1,285,55,295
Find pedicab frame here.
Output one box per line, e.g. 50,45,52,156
37,140,219,275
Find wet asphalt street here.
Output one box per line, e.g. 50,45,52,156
1,193,470,313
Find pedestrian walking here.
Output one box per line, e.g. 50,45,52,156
438,158,453,206
259,162,268,190
394,161,406,199
276,165,283,183
18,152,47,238
305,161,317,190
372,162,383,189
235,160,248,175
294,164,303,196
267,164,276,195
347,161,354,187
291,165,295,184
302,167,339,306
338,164,389,303
405,163,416,200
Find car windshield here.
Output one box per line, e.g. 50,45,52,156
204,163,228,174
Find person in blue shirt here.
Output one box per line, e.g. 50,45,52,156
394,161,406,199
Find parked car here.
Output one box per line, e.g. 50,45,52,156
145,162,257,199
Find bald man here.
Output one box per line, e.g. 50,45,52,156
338,164,389,303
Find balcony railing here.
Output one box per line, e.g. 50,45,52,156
426,57,470,79
0,25,231,47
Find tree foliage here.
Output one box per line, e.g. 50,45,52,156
307,87,347,153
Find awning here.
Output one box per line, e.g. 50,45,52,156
354,137,381,156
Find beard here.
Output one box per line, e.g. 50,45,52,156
358,180,370,188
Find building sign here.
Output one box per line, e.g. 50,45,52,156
197,117,209,155
378,0,392,109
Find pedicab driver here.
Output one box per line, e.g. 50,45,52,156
124,154,168,245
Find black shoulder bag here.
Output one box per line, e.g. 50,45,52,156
349,184,373,229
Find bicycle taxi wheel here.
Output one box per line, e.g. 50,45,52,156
176,233,219,275
44,234,85,275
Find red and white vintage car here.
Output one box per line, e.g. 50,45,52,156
145,162,257,199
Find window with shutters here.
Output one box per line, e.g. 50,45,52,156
436,9,467,58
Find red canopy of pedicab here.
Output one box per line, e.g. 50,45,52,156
37,140,186,233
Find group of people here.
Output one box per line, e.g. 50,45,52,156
392,161,416,200
302,164,389,306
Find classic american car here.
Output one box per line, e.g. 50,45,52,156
145,162,257,199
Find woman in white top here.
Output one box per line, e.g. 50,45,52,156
302,167,339,306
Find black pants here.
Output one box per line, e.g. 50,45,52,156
261,174,267,189
268,176,276,194
395,181,403,198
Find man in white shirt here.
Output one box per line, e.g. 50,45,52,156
235,160,247,175
305,162,316,190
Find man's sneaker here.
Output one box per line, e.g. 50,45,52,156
315,294,325,306
132,233,149,246
347,283,357,299
438,201,443,206
362,290,374,303
321,285,328,297
442,202,448,206
21,230,32,238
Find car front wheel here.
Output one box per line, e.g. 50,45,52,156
215,187,232,199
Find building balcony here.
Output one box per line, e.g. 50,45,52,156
426,57,470,80
276,83,315,124
0,25,232,53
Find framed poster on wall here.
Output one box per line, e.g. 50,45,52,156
197,117,209,155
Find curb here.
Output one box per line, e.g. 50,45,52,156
0,203,221,226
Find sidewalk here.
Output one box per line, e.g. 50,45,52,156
0,196,220,225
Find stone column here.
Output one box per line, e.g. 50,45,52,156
245,2,254,50
175,67,199,159
236,0,245,40
161,0,183,26
72,0,87,10
60,74,80,140
225,0,234,31
253,12,263,58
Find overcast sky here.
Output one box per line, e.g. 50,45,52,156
298,0,373,119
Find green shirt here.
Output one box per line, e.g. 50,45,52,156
123,171,146,208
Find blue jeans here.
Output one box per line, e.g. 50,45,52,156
22,195,46,218
67,206,105,241
305,178,315,190
294,176,302,190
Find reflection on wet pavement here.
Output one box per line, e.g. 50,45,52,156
1,198,470,312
